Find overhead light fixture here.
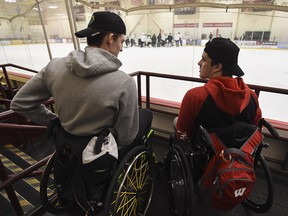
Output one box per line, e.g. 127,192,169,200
5,0,17,2
48,5,58,9
33,7,43,11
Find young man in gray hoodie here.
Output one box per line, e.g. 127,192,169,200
11,11,152,150
11,12,153,214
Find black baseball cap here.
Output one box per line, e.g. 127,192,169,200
204,38,244,76
75,11,126,38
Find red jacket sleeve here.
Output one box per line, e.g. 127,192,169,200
176,87,208,141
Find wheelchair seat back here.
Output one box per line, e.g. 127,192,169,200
52,126,117,214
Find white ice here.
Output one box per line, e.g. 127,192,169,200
0,43,287,122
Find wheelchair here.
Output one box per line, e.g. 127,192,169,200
40,128,155,216
164,118,278,215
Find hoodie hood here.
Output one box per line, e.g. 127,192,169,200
205,77,251,115
66,46,122,78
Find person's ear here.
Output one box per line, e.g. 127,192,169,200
106,33,114,44
215,63,223,71
212,63,222,73
211,63,223,76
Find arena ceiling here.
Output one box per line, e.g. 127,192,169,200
0,0,288,22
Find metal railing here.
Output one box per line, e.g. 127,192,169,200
0,64,50,215
0,155,50,216
0,109,50,216
130,71,288,117
0,63,38,100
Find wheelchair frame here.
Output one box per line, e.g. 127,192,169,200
40,130,155,216
165,119,276,215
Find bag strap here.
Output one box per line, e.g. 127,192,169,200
240,129,263,155
209,133,226,152
223,148,254,167
94,129,110,154
208,124,263,156
224,148,246,159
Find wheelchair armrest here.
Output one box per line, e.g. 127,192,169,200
259,118,279,138
169,132,180,147
199,125,213,147
169,132,192,152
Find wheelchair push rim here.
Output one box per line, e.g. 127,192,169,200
242,154,274,213
39,151,75,214
104,146,155,216
165,144,194,216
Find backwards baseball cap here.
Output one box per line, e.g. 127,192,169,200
75,11,126,38
204,38,244,76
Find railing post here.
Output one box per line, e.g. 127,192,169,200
254,89,260,97
36,0,53,60
1,66,15,99
146,75,150,109
137,74,142,108
0,158,23,216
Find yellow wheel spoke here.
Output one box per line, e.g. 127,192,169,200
108,151,153,216
116,194,137,216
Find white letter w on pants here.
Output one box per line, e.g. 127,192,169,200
234,188,246,197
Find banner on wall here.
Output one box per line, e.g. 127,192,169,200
203,23,233,27
242,0,273,12
131,0,143,6
174,0,196,15
174,23,199,28
90,1,100,9
277,41,288,49
147,0,174,6
105,1,120,11
74,5,85,22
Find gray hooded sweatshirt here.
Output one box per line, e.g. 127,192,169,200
11,47,139,148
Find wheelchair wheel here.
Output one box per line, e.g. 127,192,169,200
103,146,155,216
165,145,194,216
40,151,74,214
242,154,274,213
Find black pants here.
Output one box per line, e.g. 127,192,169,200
134,108,153,141
119,108,153,158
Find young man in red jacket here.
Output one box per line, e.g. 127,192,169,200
176,38,262,142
